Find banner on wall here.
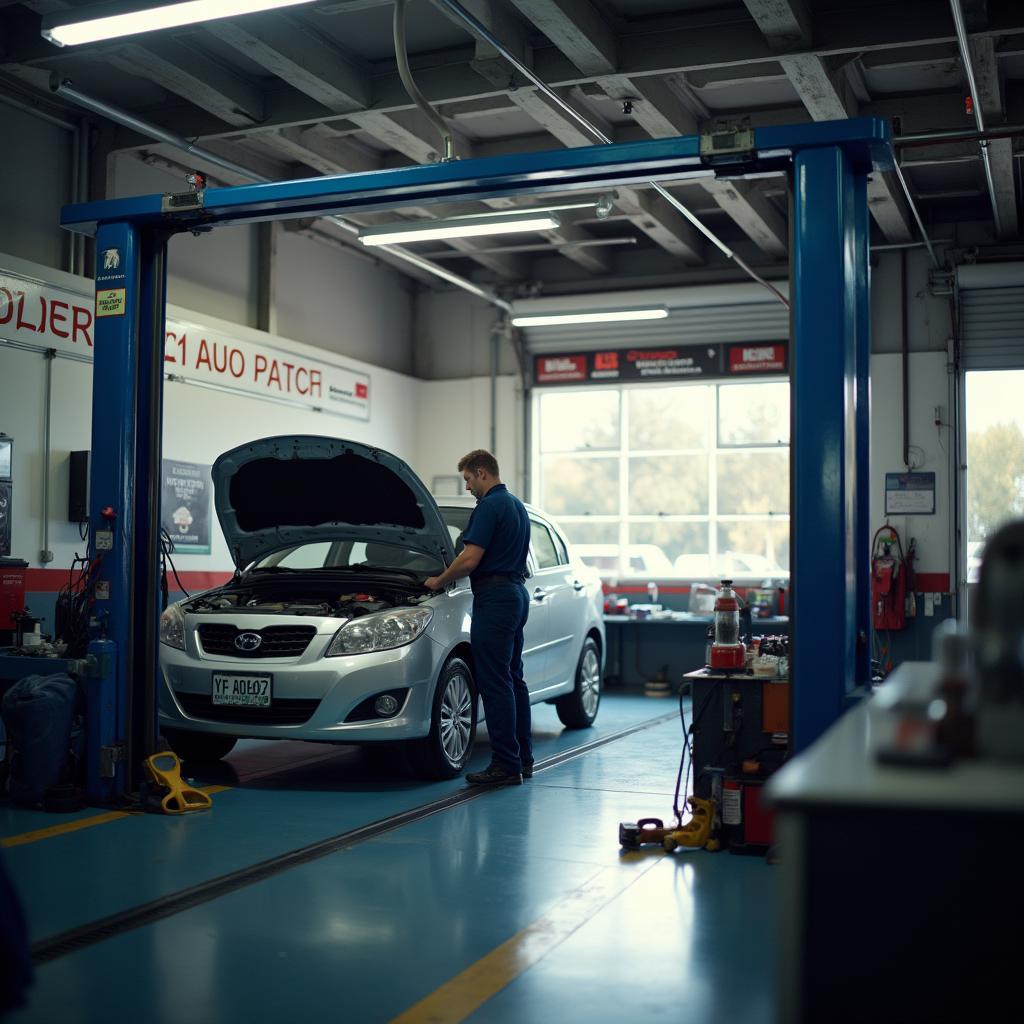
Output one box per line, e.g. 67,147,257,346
161,459,213,554
534,341,788,386
0,268,371,420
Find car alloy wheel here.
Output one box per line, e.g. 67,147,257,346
439,669,473,766
580,646,601,718
555,637,602,729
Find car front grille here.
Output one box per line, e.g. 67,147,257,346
197,623,317,659
176,693,321,726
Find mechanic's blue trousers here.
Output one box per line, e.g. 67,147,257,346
470,582,532,773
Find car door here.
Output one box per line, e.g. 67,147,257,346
520,547,551,695
528,517,580,694
438,504,549,694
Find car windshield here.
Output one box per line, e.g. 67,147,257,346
253,539,442,575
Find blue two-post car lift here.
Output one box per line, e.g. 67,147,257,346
60,117,889,801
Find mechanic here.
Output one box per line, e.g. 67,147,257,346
424,449,532,786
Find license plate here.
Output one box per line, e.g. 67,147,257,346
212,673,272,707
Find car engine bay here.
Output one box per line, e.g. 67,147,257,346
183,574,432,619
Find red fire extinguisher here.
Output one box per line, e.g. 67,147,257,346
871,525,908,631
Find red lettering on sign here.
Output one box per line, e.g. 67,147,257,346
229,348,245,378
72,305,92,346
48,299,70,339
267,359,282,389
0,288,12,325
196,337,212,371
295,367,309,395
309,370,322,397
15,292,39,332
212,343,229,374
254,354,268,383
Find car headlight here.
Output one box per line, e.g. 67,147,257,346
326,607,433,656
159,603,186,650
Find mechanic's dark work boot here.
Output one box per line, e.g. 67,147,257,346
521,761,534,779
465,763,523,786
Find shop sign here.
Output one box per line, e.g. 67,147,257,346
727,343,787,373
534,341,787,386
161,459,213,554
0,268,370,420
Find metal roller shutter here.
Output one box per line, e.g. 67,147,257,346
958,263,1024,370
522,302,790,354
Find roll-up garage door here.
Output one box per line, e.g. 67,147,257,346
521,300,789,354
958,263,1024,370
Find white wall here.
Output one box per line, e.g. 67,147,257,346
869,351,954,582
414,376,525,499
1,256,419,573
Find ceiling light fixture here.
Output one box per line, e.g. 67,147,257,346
358,210,561,247
510,307,669,328
42,1,318,47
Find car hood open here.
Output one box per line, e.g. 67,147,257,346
212,436,455,571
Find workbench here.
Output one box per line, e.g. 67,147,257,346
767,662,1024,1023
602,614,788,690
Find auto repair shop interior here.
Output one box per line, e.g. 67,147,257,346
0,1,1022,1021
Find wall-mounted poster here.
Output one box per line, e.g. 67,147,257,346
162,459,213,554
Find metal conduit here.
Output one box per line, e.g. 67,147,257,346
49,76,511,313
949,0,1004,237
429,0,790,309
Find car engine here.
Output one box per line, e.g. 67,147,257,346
183,578,430,619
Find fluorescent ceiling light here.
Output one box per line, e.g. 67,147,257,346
42,1,317,47
358,211,561,247
511,307,669,327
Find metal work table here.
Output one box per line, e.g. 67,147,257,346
767,662,1024,1023
602,615,788,689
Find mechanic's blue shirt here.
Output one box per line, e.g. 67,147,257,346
461,483,530,579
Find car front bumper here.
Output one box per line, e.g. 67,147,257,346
158,625,446,743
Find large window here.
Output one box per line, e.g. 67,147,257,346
534,382,790,579
964,369,1024,582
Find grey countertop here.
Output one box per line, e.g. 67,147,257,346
768,661,1024,813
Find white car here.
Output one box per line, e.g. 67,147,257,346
158,436,605,778
574,544,677,577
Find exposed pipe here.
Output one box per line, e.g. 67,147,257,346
490,320,500,454
394,0,454,161
895,123,1024,147
891,158,939,268
39,349,56,565
901,250,910,470
948,0,1004,237
49,75,511,311
429,0,790,309
75,119,90,275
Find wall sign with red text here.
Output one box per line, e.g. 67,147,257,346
1,268,370,420
534,341,787,386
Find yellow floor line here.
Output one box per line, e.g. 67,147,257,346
390,853,663,1024
0,785,231,849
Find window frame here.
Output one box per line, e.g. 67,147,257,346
532,377,790,579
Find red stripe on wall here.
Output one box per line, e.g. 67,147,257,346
22,567,234,593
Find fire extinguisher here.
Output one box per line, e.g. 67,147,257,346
872,525,908,631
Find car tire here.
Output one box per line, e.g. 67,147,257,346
409,656,477,780
555,638,602,729
161,728,237,764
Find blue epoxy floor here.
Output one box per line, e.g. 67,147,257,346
5,695,779,1023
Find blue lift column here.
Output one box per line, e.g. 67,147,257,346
790,145,873,751
86,221,169,801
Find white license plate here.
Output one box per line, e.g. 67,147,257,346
212,673,272,707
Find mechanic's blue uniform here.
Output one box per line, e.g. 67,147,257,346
461,483,532,773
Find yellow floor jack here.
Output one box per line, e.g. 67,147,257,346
619,797,719,853
141,752,213,815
